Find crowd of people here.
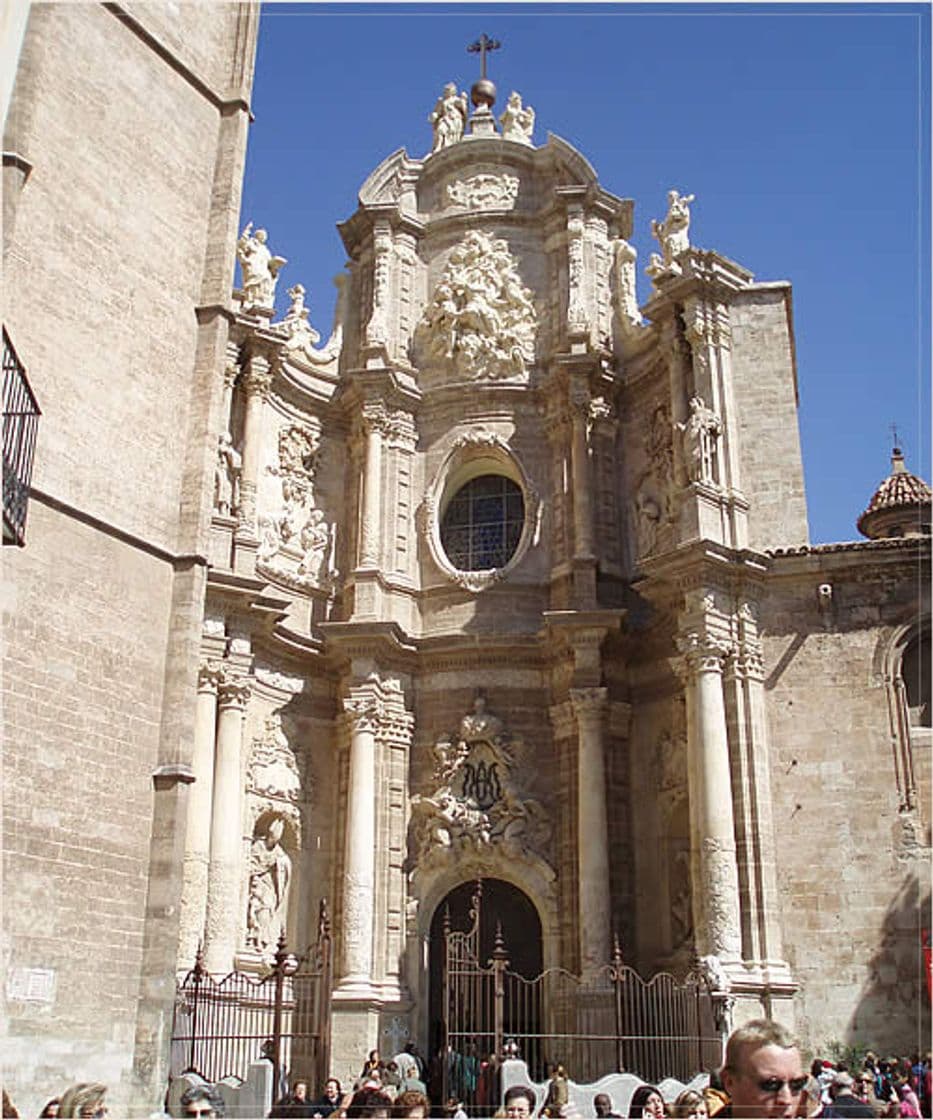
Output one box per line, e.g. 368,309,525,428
2,1027,930,1119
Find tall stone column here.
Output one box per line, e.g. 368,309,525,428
570,686,611,976
358,405,384,569
203,675,251,974
236,352,272,530
678,633,742,961
338,682,382,991
178,662,222,968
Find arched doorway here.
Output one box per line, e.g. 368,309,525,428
428,879,543,1104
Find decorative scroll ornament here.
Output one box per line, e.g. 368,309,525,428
408,695,551,874
275,276,347,366
414,231,536,381
647,189,695,281
445,173,520,210
498,91,535,145
612,238,644,332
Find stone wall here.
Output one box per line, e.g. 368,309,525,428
2,4,258,1114
761,543,931,1054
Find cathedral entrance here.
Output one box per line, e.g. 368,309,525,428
428,879,543,1108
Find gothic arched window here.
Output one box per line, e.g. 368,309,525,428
440,474,524,572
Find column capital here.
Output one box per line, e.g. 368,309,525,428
241,355,273,399
217,676,251,711
676,631,730,675
570,686,608,721
197,661,226,693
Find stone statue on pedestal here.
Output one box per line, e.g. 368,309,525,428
236,223,287,310
499,91,534,145
429,83,468,152
246,817,291,955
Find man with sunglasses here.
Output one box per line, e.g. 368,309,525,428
719,1020,807,1117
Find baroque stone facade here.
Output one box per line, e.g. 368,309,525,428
3,14,929,1117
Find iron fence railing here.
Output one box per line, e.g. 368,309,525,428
2,328,41,547
442,885,724,1111
170,901,332,1096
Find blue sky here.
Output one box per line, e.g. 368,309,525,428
240,2,930,545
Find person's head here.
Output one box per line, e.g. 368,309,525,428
504,1085,537,1118
721,1020,805,1118
628,1085,665,1119
393,1090,430,1118
179,1084,225,1119
594,1094,614,1118
369,1049,381,1064
856,1075,875,1100
57,1085,108,1120
347,1088,393,1119
39,1102,61,1119
830,1074,854,1100
325,1079,342,1101
292,1082,309,1103
672,1090,707,1119
809,1062,822,1080
551,1065,567,1080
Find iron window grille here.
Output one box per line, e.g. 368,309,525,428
3,328,41,547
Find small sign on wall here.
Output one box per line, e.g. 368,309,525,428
7,966,56,1004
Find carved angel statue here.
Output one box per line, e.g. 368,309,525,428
678,394,722,484
499,91,535,145
430,82,468,152
237,222,287,310
649,190,696,271
214,431,241,516
245,817,292,954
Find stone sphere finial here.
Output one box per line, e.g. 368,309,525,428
470,77,497,109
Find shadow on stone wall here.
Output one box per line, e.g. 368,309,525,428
845,868,931,1053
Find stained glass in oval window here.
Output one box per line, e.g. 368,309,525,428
440,474,524,572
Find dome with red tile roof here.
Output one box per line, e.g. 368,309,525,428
857,448,932,539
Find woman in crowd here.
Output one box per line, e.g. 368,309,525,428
57,1084,107,1119
628,1086,666,1119
671,1089,707,1119
346,1088,393,1119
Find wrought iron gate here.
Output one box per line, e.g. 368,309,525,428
170,901,332,1096
441,887,722,1109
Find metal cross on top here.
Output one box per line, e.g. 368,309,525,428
467,33,501,79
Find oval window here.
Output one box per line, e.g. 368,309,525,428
439,474,525,572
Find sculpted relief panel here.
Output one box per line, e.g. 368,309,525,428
445,173,520,211
414,231,537,382
408,696,553,878
258,423,337,592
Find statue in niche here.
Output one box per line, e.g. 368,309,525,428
678,395,722,484
650,189,695,269
670,849,693,950
430,82,468,152
246,816,292,955
415,230,536,381
236,223,287,310
634,491,661,557
214,431,242,516
612,238,644,331
499,91,535,145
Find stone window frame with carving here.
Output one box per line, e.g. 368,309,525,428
881,619,931,813
425,432,540,593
